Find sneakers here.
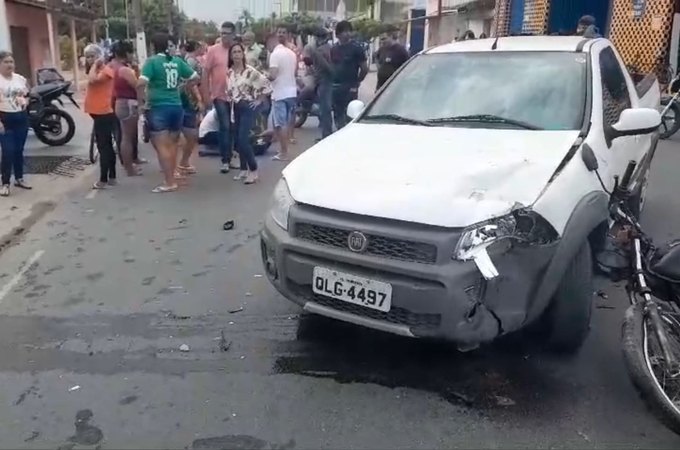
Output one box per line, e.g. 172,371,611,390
233,171,247,181
220,163,230,174
15,179,32,190
0,184,9,197
244,172,259,185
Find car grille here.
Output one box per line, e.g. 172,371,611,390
295,223,438,264
290,282,441,330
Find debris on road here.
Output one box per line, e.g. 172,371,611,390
229,307,244,314
254,274,263,278
179,344,190,352
219,330,232,352
245,292,252,297
596,290,609,300
495,395,516,406
68,385,81,392
223,220,235,231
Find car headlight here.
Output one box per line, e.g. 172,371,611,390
269,178,295,230
454,209,558,261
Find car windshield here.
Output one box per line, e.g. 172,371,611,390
361,51,588,131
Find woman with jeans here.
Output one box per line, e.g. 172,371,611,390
227,43,271,185
0,51,30,197
84,44,117,189
138,33,198,193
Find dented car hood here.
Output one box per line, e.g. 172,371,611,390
283,123,581,228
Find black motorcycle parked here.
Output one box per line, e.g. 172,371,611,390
26,80,78,147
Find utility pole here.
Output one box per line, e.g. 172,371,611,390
104,0,110,40
131,0,147,64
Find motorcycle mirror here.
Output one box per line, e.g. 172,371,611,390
581,143,598,171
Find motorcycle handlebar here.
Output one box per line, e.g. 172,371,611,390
619,160,637,193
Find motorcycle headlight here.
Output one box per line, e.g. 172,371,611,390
269,178,295,230
454,210,558,261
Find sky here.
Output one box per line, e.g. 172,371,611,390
180,0,275,23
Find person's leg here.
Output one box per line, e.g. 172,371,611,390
148,107,178,192
105,114,118,183
179,110,198,173
0,119,14,195
318,80,333,139
115,101,138,176
236,102,258,183
213,99,232,171
91,114,113,187
271,100,289,160
334,86,352,130
233,104,248,180
12,112,31,188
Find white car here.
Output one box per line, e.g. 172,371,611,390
261,36,662,353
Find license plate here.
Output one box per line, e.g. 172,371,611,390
312,267,392,312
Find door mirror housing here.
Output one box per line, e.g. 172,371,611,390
347,100,366,120
608,108,661,139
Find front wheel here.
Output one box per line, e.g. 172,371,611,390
33,108,76,146
622,303,680,435
659,99,680,140
294,109,309,128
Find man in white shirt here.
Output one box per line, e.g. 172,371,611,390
267,25,298,161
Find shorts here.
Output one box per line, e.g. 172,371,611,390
271,97,296,128
147,105,184,133
182,109,199,129
114,98,139,121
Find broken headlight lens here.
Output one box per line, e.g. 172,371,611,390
269,178,295,230
454,210,558,261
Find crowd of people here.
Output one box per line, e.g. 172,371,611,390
0,19,410,198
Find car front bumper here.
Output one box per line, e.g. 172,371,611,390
261,204,558,348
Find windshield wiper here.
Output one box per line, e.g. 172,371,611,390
426,114,544,130
361,114,433,127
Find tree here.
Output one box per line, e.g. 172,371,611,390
351,18,398,41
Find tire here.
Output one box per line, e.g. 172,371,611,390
622,303,680,435
659,99,680,140
34,108,76,146
89,130,99,164
541,241,594,353
295,110,308,128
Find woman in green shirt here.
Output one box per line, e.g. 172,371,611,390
138,33,199,193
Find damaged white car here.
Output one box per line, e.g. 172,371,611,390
260,36,662,353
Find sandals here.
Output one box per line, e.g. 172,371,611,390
177,165,197,175
272,154,289,161
152,184,178,194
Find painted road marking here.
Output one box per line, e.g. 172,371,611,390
0,250,45,303
85,189,98,200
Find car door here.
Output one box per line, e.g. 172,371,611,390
598,46,642,187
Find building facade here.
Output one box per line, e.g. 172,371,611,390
493,0,677,75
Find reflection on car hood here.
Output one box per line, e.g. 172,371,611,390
283,123,580,227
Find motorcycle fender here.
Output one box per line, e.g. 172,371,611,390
527,191,609,321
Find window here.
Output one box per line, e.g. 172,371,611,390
600,47,631,126
361,51,587,131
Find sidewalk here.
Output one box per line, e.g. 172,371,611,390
0,108,96,255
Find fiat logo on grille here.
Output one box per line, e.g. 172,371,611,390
347,231,369,253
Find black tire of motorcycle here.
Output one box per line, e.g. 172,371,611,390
660,100,680,140
89,131,99,164
540,241,594,354
34,109,76,147
622,303,680,435
294,111,308,129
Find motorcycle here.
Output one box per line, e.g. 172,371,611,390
294,95,320,129
591,150,680,434
659,75,680,139
26,80,78,147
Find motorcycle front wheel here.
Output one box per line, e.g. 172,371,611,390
34,108,76,146
622,302,680,435
659,99,680,140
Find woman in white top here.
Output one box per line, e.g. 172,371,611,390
0,50,30,197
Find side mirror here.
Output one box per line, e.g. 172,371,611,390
346,100,365,120
609,108,661,138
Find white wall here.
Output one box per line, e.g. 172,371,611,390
0,0,9,52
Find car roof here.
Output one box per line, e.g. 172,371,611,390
425,36,598,54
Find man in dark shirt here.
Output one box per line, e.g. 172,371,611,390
376,32,410,91
330,20,369,130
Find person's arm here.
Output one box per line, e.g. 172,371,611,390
250,68,273,106
357,46,369,84
201,48,213,102
119,66,138,89
267,50,280,81
313,47,332,76
396,45,410,69
137,59,153,110
178,58,199,85
88,60,110,84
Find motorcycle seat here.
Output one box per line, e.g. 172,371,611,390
651,240,680,282
30,82,67,97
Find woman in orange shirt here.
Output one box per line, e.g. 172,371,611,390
84,44,117,189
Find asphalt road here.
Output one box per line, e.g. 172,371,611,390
1,120,680,449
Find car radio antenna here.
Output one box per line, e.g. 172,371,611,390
491,36,499,50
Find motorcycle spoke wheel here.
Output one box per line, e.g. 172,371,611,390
644,310,680,414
